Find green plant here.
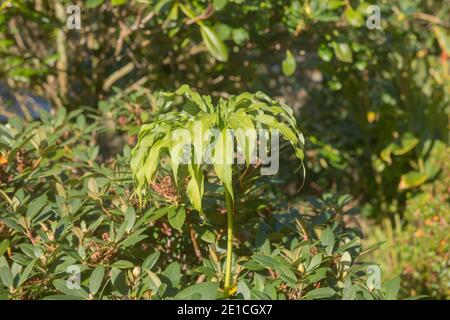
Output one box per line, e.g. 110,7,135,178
130,85,305,296
0,99,392,300
1,0,448,300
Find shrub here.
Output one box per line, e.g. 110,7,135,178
0,93,394,300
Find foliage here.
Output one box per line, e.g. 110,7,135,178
130,86,305,296
0,104,393,300
365,141,450,299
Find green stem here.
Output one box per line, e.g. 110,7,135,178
223,188,234,298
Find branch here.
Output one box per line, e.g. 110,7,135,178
102,62,135,91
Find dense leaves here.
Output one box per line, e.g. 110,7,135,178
0,102,391,300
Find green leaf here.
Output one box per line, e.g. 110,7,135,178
215,23,232,40
282,50,296,76
142,252,160,271
252,254,278,269
53,279,89,299
147,205,175,223
343,284,359,300
228,110,257,166
145,270,162,291
86,0,104,8
110,268,129,295
169,137,184,184
398,171,428,190
318,44,333,62
18,260,36,287
242,261,265,271
255,114,297,143
89,266,105,295
307,253,323,272
275,264,297,287
119,233,148,248
168,206,186,230
0,239,10,257
213,0,228,11
144,139,169,184
212,128,234,200
255,113,303,161
332,42,353,63
344,7,364,27
163,262,181,287
111,260,134,269
200,229,216,244
175,282,219,299
200,25,229,62
237,280,252,300
87,177,99,194
111,0,127,5
124,206,136,232
176,84,212,112
382,278,400,300
392,134,419,156
186,164,204,214
232,28,249,45
303,287,336,299
381,133,419,164
320,227,335,254
0,266,14,289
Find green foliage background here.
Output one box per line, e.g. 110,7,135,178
0,0,449,299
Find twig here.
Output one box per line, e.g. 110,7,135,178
185,3,214,25
189,224,203,261
102,62,135,91
54,1,69,105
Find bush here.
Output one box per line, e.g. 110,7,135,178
0,96,395,299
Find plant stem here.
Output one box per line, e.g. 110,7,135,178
224,188,234,298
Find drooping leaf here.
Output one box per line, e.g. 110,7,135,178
186,164,204,214
212,128,234,201
144,139,169,184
